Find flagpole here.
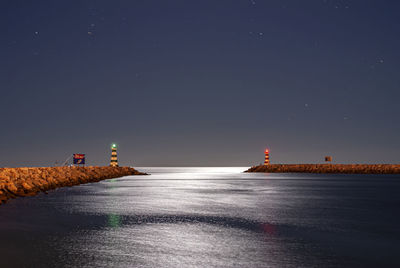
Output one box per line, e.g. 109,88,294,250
62,154,73,166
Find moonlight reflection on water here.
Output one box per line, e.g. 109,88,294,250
0,167,399,267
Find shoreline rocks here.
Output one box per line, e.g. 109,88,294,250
0,166,147,205
245,164,400,174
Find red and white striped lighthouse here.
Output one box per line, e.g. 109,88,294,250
264,149,270,165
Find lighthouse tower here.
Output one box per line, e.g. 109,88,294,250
110,144,118,167
264,149,270,165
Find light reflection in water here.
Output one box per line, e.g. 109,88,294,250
0,167,397,267
261,223,277,236
108,214,121,228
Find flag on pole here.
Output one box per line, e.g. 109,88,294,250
73,154,85,165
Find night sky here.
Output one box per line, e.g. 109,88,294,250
1,0,400,167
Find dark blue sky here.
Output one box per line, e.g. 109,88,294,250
1,0,400,167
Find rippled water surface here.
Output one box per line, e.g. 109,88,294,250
0,167,399,267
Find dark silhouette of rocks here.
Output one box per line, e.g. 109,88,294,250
0,166,147,205
245,164,400,174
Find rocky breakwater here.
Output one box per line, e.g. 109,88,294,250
0,166,147,205
245,164,400,174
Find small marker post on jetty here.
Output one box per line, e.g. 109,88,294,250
264,149,270,165
110,144,118,167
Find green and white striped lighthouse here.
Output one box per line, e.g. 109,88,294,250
110,143,118,167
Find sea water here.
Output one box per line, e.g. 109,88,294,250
0,167,399,267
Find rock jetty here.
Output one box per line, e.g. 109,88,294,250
245,164,400,174
0,166,147,205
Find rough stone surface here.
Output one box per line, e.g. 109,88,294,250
0,166,147,205
245,164,400,174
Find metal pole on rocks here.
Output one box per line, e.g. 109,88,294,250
62,154,73,166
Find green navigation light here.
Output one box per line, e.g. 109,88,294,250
112,144,117,148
